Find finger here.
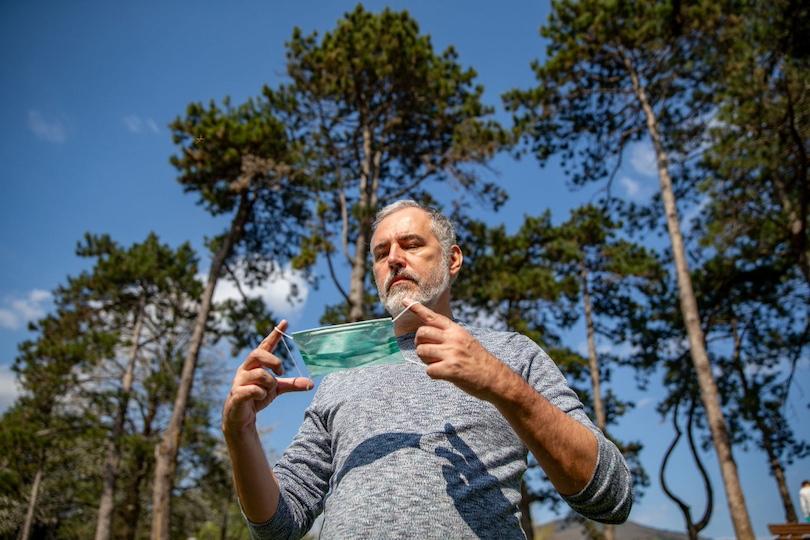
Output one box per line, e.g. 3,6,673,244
228,380,270,404
225,372,278,413
242,348,284,376
275,377,315,394
402,297,452,328
235,365,279,388
414,343,444,364
257,320,289,353
414,325,447,345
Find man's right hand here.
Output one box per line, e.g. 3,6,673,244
221,320,313,524
222,320,313,436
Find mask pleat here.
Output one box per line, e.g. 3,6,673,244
291,318,406,377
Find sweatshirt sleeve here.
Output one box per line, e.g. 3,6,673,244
244,394,334,540
560,432,634,524
518,333,634,524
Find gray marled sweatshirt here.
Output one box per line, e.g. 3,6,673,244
246,324,633,539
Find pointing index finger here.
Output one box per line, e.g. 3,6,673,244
258,320,289,352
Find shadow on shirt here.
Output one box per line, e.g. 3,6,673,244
332,423,520,538
437,422,521,538
332,431,423,488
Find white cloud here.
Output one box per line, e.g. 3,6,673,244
123,114,160,134
123,115,140,132
209,264,310,325
0,289,53,330
636,396,654,409
629,144,657,177
0,310,17,329
28,110,66,142
0,364,19,413
618,170,659,202
619,176,641,198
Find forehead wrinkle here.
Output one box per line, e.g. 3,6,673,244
371,208,434,252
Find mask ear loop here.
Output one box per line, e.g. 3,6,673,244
392,300,421,322
391,301,425,367
272,327,312,389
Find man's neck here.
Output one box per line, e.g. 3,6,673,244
393,314,420,336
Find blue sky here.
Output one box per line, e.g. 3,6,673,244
1,2,807,538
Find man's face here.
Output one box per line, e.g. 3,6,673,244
371,208,450,318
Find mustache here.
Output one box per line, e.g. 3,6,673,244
384,269,421,292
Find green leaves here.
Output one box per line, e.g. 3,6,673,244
268,5,508,321
281,4,506,199
170,97,297,216
507,0,720,196
452,210,575,348
699,0,810,288
0,233,218,536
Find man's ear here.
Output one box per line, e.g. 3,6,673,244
449,245,463,281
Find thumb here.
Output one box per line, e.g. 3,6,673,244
276,377,314,394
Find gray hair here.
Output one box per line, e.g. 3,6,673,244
370,200,457,257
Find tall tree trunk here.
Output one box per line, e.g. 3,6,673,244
121,446,151,540
781,86,810,287
151,193,253,539
347,124,381,322
219,505,229,540
121,397,159,540
20,457,44,540
96,294,146,540
761,428,798,523
347,225,370,323
519,477,535,540
626,56,755,539
581,262,606,431
580,262,614,540
730,319,798,523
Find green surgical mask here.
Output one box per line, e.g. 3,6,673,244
277,302,422,378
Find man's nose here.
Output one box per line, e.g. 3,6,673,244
387,245,406,268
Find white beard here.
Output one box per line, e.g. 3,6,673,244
379,263,450,319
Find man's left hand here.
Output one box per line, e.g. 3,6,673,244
404,297,518,401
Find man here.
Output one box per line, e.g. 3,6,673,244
223,200,633,539
801,480,810,522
